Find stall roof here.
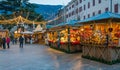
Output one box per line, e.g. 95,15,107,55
79,12,120,23
33,24,43,32
46,20,80,29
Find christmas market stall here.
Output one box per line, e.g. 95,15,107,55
20,31,33,44
47,21,82,53
33,24,46,44
78,12,120,64
0,29,9,48
0,29,9,37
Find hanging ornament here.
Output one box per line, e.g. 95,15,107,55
108,28,113,32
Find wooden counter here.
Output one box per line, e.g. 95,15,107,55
82,44,120,64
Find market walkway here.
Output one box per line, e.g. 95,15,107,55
0,44,120,70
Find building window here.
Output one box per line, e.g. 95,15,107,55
98,0,101,4
93,0,95,6
79,7,82,12
98,10,101,14
69,7,71,10
84,16,86,19
88,14,90,18
66,15,68,18
66,8,68,11
105,7,109,12
69,13,71,17
72,4,74,8
93,12,95,16
114,4,118,13
76,8,78,14
76,1,78,5
88,2,90,8
79,0,82,3
84,5,86,10
72,11,74,15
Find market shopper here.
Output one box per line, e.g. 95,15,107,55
6,36,11,49
19,36,24,48
2,37,6,49
0,36,2,48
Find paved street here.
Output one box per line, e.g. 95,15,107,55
0,44,120,70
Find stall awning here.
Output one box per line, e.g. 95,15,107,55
21,31,33,34
79,12,120,23
46,20,80,29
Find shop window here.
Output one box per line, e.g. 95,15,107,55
84,5,86,10
93,0,95,6
88,2,90,9
98,0,101,4
98,10,101,14
114,4,118,13
105,7,109,12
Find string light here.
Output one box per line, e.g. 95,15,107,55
0,16,46,24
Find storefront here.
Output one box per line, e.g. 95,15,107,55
79,12,120,64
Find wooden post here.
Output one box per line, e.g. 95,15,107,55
57,31,60,48
68,27,70,52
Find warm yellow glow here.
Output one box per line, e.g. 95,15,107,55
0,16,46,24
81,28,84,31
14,31,18,34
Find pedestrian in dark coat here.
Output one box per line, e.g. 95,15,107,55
19,36,24,48
0,36,2,48
2,37,6,49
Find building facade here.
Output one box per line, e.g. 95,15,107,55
48,0,120,25
65,0,120,22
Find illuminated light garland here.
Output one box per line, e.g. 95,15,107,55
0,16,46,24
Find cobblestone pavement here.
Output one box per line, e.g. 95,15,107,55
0,44,120,70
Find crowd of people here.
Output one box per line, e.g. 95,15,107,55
0,35,24,49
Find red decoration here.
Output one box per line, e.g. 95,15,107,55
60,42,67,44
115,33,120,38
71,41,80,45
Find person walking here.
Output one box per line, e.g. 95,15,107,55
6,36,11,49
0,36,2,48
2,37,6,49
19,36,24,48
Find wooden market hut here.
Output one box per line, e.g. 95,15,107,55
46,20,82,53
77,12,120,64
0,29,9,38
33,24,46,44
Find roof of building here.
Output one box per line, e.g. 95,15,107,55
79,12,120,23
